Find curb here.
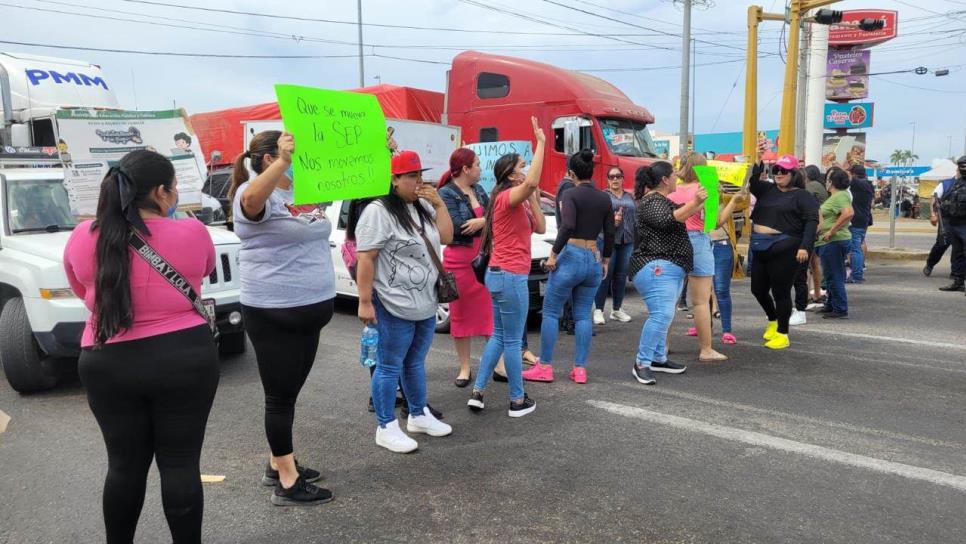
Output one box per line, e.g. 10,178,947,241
735,243,926,261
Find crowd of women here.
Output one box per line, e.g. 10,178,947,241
62,122,868,541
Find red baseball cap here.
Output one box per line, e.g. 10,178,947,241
391,150,430,175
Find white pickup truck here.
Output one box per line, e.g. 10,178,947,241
322,199,556,332
0,161,246,393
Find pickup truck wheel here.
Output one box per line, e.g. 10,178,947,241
434,303,451,334
218,330,247,356
0,298,57,393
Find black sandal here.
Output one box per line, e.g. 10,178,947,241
455,372,472,388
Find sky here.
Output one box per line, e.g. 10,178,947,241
4,0,966,164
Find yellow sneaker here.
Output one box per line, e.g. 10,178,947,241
764,333,790,350
762,321,779,341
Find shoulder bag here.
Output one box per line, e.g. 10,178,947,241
470,197,496,285
417,215,460,303
128,229,220,340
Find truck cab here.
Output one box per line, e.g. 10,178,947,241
0,154,246,393
445,51,661,194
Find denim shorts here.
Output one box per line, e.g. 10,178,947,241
688,231,714,277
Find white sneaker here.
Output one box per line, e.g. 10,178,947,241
407,407,453,437
610,309,632,322
805,302,824,312
375,420,418,453
789,309,807,326
593,309,606,325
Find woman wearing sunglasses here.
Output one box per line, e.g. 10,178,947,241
747,155,819,350
593,166,637,325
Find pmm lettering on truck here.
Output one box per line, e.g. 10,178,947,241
25,69,109,90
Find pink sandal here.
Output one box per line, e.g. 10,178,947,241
721,333,737,345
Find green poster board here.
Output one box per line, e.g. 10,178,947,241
693,165,720,233
275,84,391,204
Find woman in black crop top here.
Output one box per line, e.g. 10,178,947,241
747,155,819,350
522,149,616,384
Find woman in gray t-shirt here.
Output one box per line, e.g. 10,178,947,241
228,130,335,506
356,150,454,454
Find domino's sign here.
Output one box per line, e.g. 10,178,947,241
866,165,929,178
26,69,109,90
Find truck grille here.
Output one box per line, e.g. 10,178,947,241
203,250,236,288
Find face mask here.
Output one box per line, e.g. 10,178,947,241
286,165,295,182
521,164,531,177
166,192,179,217
958,166,966,178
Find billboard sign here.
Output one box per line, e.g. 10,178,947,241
824,102,874,130
868,165,930,178
822,132,866,171
827,49,870,101
829,10,898,47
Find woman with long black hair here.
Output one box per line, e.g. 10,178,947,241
356,150,455,453
64,150,219,543
748,155,819,350
467,117,546,416
230,130,336,505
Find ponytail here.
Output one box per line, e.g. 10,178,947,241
92,150,175,346
228,130,280,203
635,161,674,200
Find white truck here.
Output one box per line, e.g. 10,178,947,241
0,52,245,394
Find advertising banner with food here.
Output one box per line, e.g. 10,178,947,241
826,50,870,101
823,102,874,130
821,133,866,170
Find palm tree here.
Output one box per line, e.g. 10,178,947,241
890,149,904,165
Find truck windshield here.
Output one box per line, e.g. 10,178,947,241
599,118,660,158
5,178,78,234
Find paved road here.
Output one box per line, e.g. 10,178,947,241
2,259,965,543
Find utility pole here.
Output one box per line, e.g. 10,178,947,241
678,0,692,159
357,0,365,87
910,121,917,157
691,37,696,141
804,23,829,165
795,19,810,158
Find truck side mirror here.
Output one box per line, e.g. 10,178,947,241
10,124,30,147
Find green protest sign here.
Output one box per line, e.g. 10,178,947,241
275,84,391,204
693,165,720,233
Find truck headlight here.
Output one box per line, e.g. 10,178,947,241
39,288,76,300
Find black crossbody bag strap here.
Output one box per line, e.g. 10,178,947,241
128,229,219,338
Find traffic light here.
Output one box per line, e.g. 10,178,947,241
858,18,885,31
814,9,843,25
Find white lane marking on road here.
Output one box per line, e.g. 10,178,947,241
615,384,965,449
794,329,966,351
590,400,966,493
789,347,966,375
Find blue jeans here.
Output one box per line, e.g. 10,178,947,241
475,269,528,401
712,240,734,333
818,240,850,315
540,246,603,367
848,226,867,281
633,260,686,365
595,241,633,311
372,296,435,426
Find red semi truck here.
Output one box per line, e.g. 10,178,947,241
191,51,660,195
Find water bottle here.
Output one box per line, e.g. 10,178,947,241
360,326,379,368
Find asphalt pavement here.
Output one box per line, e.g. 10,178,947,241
2,257,965,543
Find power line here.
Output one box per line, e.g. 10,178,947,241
120,0,650,36
0,39,361,59
539,0,749,52
877,76,966,94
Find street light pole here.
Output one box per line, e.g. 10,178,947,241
679,0,692,159
910,121,917,157
357,0,365,88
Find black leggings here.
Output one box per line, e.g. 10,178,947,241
793,260,810,311
750,236,803,334
79,325,219,544
242,299,334,457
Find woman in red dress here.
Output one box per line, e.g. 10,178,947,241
438,148,505,387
